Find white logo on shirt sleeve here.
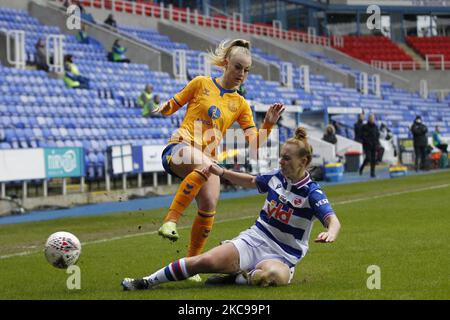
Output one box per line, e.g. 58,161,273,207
315,199,329,207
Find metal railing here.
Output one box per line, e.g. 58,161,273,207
371,74,381,97
298,65,310,93
6,30,26,69
55,0,331,47
371,60,421,71
173,49,187,81
332,35,344,48
198,52,211,77
420,79,428,99
46,34,65,73
425,54,450,70
358,72,368,95
280,62,293,88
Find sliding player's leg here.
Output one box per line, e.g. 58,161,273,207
121,243,240,291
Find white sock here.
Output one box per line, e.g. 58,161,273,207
144,258,190,285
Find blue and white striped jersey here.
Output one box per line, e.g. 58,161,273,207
251,169,335,266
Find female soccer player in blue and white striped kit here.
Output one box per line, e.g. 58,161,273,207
122,127,341,289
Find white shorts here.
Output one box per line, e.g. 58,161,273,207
225,227,296,283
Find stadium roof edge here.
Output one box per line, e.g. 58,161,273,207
286,0,328,10
285,1,450,13
327,4,450,13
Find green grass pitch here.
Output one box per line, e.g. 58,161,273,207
0,170,449,300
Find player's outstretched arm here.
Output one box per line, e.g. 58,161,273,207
314,215,341,243
202,164,257,189
246,103,285,152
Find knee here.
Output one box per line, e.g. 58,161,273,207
198,198,218,212
194,253,220,271
197,187,220,212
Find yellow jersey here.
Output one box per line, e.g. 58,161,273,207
162,76,258,155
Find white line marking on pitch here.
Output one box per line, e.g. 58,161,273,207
1,183,448,260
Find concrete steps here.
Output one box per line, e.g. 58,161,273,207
398,43,425,68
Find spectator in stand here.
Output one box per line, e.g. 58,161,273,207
137,85,163,118
110,39,131,63
104,13,117,30
359,113,380,178
410,116,428,171
142,95,163,118
354,113,365,143
322,124,337,145
63,54,90,90
432,125,447,154
137,84,153,111
76,24,90,44
35,38,49,72
152,94,161,106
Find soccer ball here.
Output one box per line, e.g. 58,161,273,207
44,231,82,269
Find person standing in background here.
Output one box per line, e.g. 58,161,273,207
359,114,379,178
410,116,428,171
354,113,365,143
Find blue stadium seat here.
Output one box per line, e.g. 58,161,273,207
0,142,11,149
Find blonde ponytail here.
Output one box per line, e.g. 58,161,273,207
208,39,251,68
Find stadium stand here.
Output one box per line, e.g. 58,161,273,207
121,22,450,145
56,0,331,46
0,7,187,179
333,35,420,70
406,36,450,70
294,50,450,137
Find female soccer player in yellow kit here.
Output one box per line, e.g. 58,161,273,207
153,39,285,280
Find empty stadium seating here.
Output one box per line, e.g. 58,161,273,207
334,35,419,70
406,36,450,69
0,7,187,179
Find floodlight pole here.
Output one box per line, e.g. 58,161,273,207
138,173,142,188
153,172,158,188
80,177,85,193
62,178,67,196
43,180,48,197
105,174,111,192
22,181,27,201
122,173,127,191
